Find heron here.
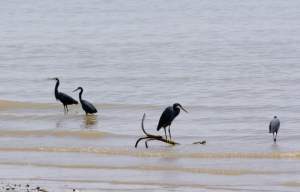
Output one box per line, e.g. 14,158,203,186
51,77,78,113
73,87,97,115
157,103,188,140
269,116,280,142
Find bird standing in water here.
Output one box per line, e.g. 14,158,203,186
157,103,188,140
51,78,78,113
269,116,280,142
73,87,97,115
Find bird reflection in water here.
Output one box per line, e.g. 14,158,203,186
83,115,97,128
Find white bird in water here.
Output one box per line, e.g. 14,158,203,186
269,116,280,142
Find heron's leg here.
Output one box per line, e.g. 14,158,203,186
168,125,172,140
164,128,168,140
63,105,66,113
66,105,69,112
274,132,278,142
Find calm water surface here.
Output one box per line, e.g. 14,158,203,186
0,0,300,191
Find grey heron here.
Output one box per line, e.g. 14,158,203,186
73,87,97,115
269,116,280,142
157,103,188,140
51,78,78,113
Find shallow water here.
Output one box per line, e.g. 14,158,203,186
1,0,300,191
1,101,300,191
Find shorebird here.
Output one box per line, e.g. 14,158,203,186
269,116,280,142
73,87,97,115
157,103,188,140
51,78,78,113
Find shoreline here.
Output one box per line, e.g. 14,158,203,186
0,183,49,192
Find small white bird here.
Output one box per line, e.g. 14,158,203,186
269,116,280,142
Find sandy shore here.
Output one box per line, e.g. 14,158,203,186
0,183,46,192
0,183,80,192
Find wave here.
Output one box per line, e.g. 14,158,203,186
0,99,160,111
0,130,108,139
1,99,296,111
0,161,279,176
283,181,300,187
0,177,276,191
0,100,55,110
0,146,300,160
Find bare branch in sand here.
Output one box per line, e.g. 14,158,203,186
135,113,179,148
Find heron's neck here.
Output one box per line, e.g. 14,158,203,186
54,80,60,97
79,90,83,101
174,107,180,116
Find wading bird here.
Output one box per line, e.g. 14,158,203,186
157,103,188,140
269,116,280,142
73,87,97,115
51,78,78,113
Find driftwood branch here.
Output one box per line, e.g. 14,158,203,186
134,113,206,148
193,141,206,145
135,113,179,148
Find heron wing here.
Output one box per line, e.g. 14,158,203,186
270,119,280,133
82,100,97,113
277,121,280,132
157,106,174,131
58,92,78,105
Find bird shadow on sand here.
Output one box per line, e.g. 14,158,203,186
135,113,206,148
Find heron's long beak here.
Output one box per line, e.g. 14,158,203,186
73,88,80,92
48,78,56,80
180,106,188,113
